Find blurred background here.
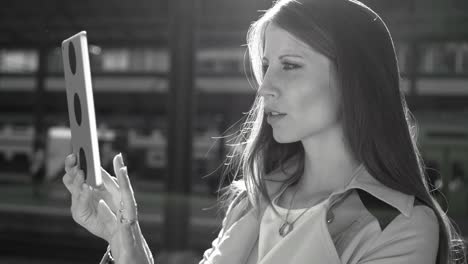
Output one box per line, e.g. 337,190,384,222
0,0,467,263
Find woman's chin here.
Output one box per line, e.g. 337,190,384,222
272,132,296,144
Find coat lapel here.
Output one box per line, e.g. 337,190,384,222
208,204,261,264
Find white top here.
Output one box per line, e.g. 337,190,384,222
246,185,328,263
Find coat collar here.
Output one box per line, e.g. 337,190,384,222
257,160,414,219
341,163,415,218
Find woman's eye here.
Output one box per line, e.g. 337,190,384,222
261,62,298,76
282,62,300,70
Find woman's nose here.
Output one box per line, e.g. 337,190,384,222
258,76,278,100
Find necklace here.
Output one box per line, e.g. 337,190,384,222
278,164,363,237
278,184,316,237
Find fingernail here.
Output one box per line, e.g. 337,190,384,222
120,166,127,175
118,153,125,166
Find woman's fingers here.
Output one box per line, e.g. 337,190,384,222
116,166,147,254
113,153,137,220
63,165,82,196
103,154,149,262
113,153,125,176
117,166,138,221
70,171,93,223
78,180,93,204
97,199,117,226
101,167,120,193
99,167,121,213
113,158,141,251
64,153,76,173
72,167,85,188
62,170,75,194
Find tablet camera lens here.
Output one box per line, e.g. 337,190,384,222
68,42,77,75
79,148,87,180
74,93,82,126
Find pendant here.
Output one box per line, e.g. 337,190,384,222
279,222,294,237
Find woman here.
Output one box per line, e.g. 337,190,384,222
62,0,467,263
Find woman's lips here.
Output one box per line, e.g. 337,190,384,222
267,113,287,124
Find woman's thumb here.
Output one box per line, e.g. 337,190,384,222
97,199,116,224
113,153,125,176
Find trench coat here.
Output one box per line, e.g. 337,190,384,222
198,163,439,264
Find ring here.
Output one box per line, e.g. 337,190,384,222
119,214,136,224
118,200,136,224
119,200,124,212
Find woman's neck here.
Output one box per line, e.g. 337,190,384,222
299,121,359,197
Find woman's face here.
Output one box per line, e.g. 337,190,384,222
259,23,341,143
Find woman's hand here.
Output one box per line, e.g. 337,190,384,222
62,153,122,241
62,153,153,264
107,159,153,264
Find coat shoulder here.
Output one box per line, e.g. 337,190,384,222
356,189,435,232
358,200,440,263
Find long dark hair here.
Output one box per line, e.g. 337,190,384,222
215,0,466,263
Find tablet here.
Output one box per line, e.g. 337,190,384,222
62,31,102,187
